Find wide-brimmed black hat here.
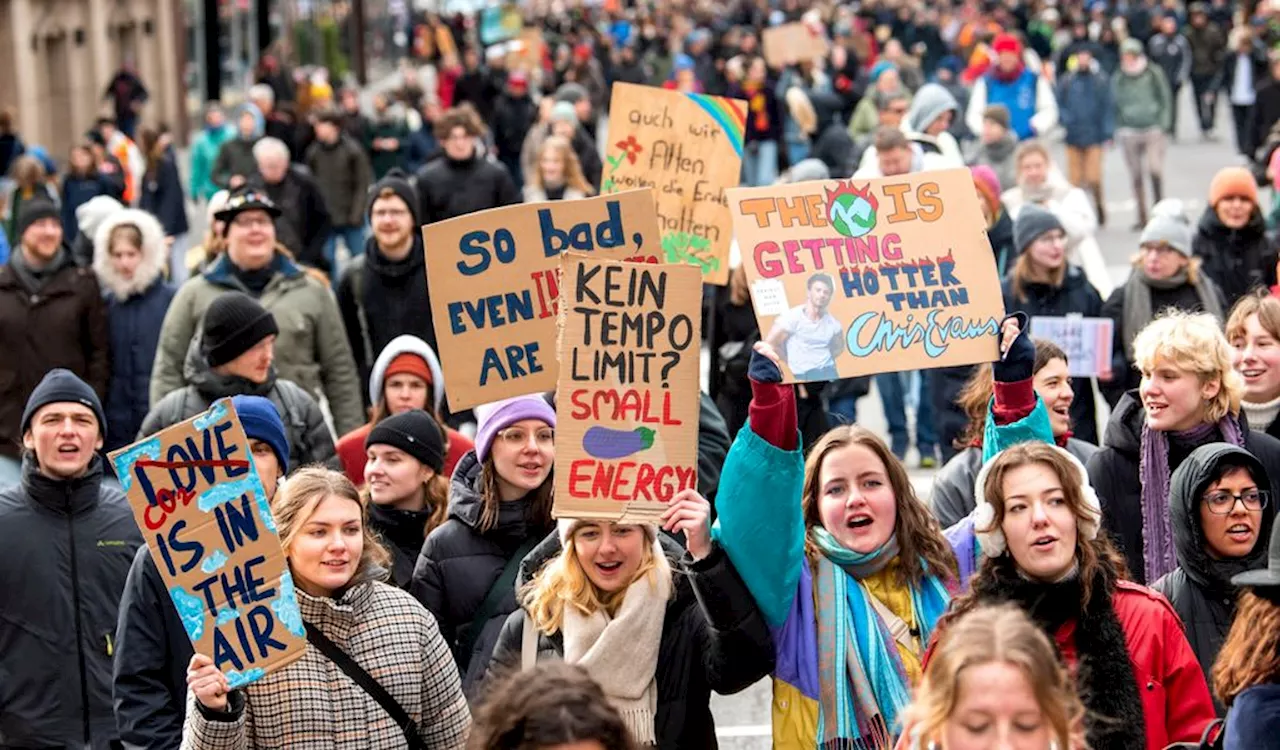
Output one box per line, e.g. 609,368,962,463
214,188,283,225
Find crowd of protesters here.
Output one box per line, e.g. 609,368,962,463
7,0,1280,749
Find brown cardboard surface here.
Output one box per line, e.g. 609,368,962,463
726,168,1004,382
602,83,745,286
762,23,830,68
553,253,702,523
423,189,661,411
108,400,306,689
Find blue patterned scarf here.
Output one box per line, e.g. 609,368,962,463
812,529,953,749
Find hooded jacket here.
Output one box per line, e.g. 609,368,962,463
1001,266,1104,445
150,252,365,435
0,455,142,749
1192,205,1277,309
334,334,474,487
140,334,336,469
0,251,109,459
1111,61,1173,131
1086,392,1280,583
337,234,437,395
904,83,964,165
71,195,125,269
93,209,176,451
488,532,775,750
409,451,555,696
1152,444,1275,712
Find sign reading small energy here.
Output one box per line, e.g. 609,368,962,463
554,253,701,523
422,189,661,410
727,168,1005,382
109,400,305,688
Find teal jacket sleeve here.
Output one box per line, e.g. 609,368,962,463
711,422,806,629
981,396,1055,463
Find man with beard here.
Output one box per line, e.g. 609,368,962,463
765,272,843,382
338,172,436,400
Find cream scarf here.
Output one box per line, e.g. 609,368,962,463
562,539,671,746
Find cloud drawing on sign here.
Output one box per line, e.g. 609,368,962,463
196,477,261,512
200,549,229,574
192,400,229,431
226,668,265,689
252,479,278,533
170,586,205,641
111,437,162,491
215,607,241,625
582,426,656,459
272,570,306,638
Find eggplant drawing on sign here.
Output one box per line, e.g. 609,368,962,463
582,426,656,459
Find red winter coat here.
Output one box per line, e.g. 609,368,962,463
335,421,472,487
1054,581,1216,750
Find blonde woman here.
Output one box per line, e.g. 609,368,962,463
486,490,773,748
1226,293,1280,438
1086,311,1280,584
522,135,593,202
184,468,470,749
904,604,1085,750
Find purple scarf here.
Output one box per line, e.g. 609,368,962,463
1139,417,1244,582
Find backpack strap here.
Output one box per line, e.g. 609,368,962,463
349,258,375,370
520,611,538,672
455,536,541,670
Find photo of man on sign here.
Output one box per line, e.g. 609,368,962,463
765,272,844,381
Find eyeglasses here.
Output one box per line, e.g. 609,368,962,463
496,427,554,448
1140,243,1178,256
1202,489,1269,514
232,214,274,228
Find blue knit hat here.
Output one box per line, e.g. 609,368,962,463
869,60,897,83
231,395,289,473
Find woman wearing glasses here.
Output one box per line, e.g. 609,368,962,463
410,395,557,697
1153,443,1275,713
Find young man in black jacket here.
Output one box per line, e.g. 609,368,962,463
112,394,289,749
414,106,520,225
0,369,142,749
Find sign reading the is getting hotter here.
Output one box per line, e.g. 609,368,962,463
727,168,1005,383
553,253,701,523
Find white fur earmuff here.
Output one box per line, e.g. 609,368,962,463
971,444,1102,558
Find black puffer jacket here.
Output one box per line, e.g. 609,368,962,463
488,532,774,750
1192,206,1276,309
138,333,337,470
111,545,192,749
1099,272,1227,407
414,154,520,225
1152,443,1276,714
410,451,555,696
367,502,435,588
1002,266,1104,445
0,455,142,749
1086,392,1280,583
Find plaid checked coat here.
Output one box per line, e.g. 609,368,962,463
182,578,470,749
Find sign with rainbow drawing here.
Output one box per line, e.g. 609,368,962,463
553,253,701,523
603,82,745,286
727,168,1005,382
109,400,306,688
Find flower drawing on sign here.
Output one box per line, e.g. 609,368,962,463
601,135,644,193
825,180,879,238
616,135,644,164
662,232,720,274
583,425,656,459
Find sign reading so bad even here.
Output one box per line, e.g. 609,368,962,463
423,189,660,410
727,168,1006,383
110,400,305,688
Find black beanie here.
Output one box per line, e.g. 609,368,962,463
366,409,446,473
16,197,62,242
1012,205,1065,255
21,368,106,439
366,169,420,227
201,292,280,367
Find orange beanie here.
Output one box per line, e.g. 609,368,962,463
1208,167,1259,207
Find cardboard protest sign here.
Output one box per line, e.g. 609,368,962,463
762,23,830,68
506,29,545,72
423,189,661,411
109,400,305,688
1030,315,1114,378
479,5,522,46
602,83,745,286
554,253,701,522
727,168,1004,383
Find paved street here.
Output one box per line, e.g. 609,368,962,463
706,91,1246,748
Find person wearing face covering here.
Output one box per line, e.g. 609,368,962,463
1153,443,1275,715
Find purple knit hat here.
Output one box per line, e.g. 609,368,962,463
474,395,557,463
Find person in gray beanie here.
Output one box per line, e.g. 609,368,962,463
1100,211,1227,405
521,99,603,191
1002,203,1106,444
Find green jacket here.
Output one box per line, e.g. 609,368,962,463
188,126,234,202
1112,64,1173,131
149,251,365,435
369,118,409,179
848,90,912,141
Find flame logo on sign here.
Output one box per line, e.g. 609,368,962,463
825,181,879,239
